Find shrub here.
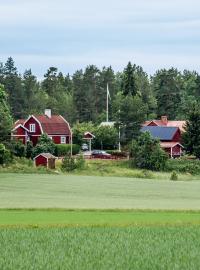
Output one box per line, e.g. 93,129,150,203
26,141,33,159
166,158,200,175
76,154,85,169
55,144,80,156
32,134,56,158
8,140,26,158
61,153,85,172
170,171,178,181
0,144,12,165
130,132,168,171
61,154,76,172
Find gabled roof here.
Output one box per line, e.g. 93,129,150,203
12,124,29,132
14,119,25,128
33,115,71,135
141,126,179,141
34,153,57,160
160,142,183,149
143,120,186,132
16,114,71,135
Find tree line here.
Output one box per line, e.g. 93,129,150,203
1,57,200,145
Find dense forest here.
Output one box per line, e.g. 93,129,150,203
1,57,200,143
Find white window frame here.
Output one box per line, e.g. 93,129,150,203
61,136,66,144
29,124,36,132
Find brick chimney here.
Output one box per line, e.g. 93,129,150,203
161,116,168,125
45,109,51,118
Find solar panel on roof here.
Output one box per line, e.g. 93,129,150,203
141,126,178,140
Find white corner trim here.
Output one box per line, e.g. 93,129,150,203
23,115,44,134
59,115,72,136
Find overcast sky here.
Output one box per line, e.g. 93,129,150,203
0,0,199,78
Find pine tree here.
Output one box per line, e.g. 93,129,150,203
183,102,200,158
0,84,13,142
121,62,138,96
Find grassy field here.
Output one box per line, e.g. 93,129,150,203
0,227,200,269
1,173,200,209
1,209,200,227
1,173,200,269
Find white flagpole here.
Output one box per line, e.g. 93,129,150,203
106,83,109,122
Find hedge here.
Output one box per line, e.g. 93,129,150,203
55,144,80,156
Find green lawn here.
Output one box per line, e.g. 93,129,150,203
1,227,200,269
1,173,200,209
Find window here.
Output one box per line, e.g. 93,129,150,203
61,136,66,144
29,124,35,132
49,136,53,140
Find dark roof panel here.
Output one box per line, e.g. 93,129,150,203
141,126,178,140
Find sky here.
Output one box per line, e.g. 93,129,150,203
0,0,200,78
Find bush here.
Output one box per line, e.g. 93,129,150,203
170,171,178,181
61,153,85,172
26,141,33,159
76,154,85,169
0,144,12,165
8,140,26,158
166,158,200,175
130,132,168,171
55,144,80,156
32,134,56,158
61,154,76,172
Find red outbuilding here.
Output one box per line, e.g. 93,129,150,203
11,109,72,146
34,153,57,169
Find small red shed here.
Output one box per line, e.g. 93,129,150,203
34,153,57,169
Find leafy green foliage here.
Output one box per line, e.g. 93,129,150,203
130,132,168,171
94,125,118,150
119,94,147,143
9,140,26,158
0,143,11,165
32,134,56,158
170,171,178,181
55,144,80,156
61,154,85,172
183,102,200,158
26,141,33,159
166,158,200,175
0,84,13,142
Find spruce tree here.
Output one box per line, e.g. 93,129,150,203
183,102,200,158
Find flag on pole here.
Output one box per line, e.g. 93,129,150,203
107,83,111,100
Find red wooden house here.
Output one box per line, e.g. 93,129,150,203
141,126,183,158
11,109,72,146
143,116,186,132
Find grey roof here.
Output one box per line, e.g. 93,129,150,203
141,126,179,141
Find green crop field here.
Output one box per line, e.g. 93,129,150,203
1,173,200,209
0,227,200,270
1,173,200,269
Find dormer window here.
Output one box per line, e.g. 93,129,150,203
30,124,35,132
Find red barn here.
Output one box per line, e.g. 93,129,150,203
11,109,72,146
